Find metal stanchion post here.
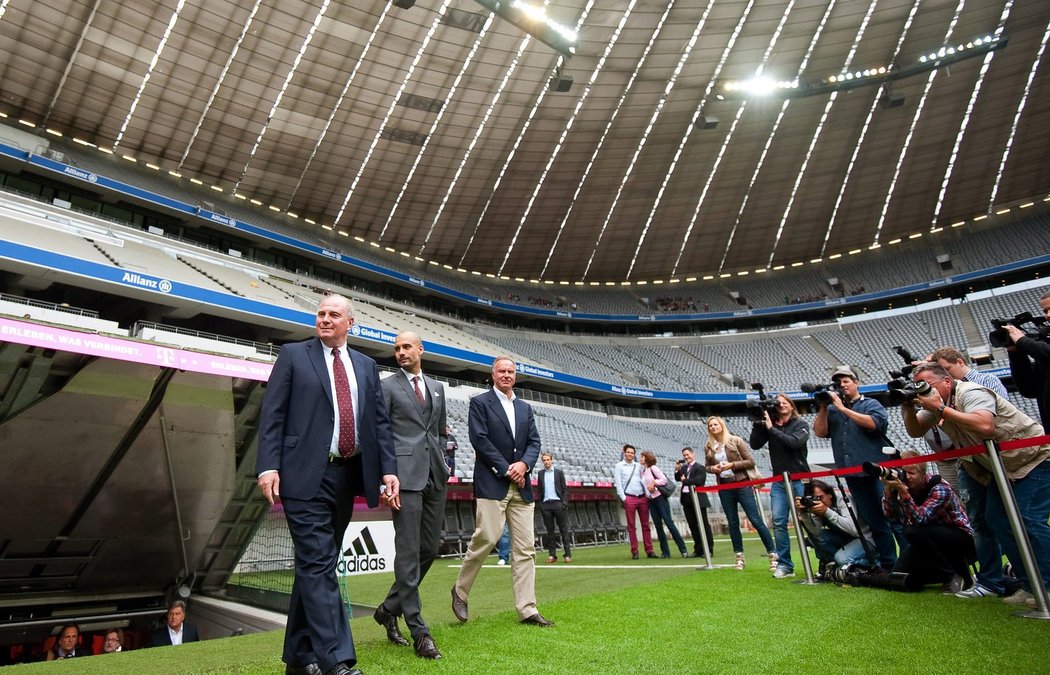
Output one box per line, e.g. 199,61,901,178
982,440,1049,619
783,473,818,585
690,489,717,570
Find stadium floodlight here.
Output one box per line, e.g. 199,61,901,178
472,0,577,56
720,33,1006,100
722,76,797,96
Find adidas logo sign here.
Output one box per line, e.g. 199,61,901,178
339,526,388,573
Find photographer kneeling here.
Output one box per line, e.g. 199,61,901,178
880,451,976,592
796,479,873,577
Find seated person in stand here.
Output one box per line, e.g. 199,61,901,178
796,479,874,577
151,600,200,647
46,623,90,660
102,628,126,654
881,451,976,592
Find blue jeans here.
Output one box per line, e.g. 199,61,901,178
718,485,775,554
771,480,804,572
649,495,687,556
496,522,511,563
844,475,899,569
811,527,869,566
956,468,1006,593
985,459,1050,592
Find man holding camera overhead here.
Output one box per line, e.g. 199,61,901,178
813,366,899,570
902,361,1050,606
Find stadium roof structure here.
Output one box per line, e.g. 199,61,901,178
0,0,1047,284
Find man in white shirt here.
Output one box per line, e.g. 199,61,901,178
150,600,200,647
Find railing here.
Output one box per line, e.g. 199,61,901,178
0,292,100,318
132,320,280,357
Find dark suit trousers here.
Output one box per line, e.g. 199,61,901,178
281,464,357,672
681,496,715,556
383,475,446,640
540,501,571,557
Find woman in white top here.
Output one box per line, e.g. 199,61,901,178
704,417,776,570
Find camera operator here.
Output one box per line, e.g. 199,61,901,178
1004,290,1050,429
881,451,976,592
750,393,810,578
902,362,1050,604
813,366,900,569
923,347,1009,487
795,479,872,574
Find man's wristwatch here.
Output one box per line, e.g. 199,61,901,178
935,404,946,420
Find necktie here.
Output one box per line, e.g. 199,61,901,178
412,376,425,405
331,347,356,457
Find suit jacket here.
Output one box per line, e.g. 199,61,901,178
468,389,541,502
150,622,200,647
675,461,711,509
536,467,568,505
381,371,448,491
256,337,396,506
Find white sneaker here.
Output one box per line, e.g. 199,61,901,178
955,583,996,599
773,567,796,579
734,553,745,570
768,552,779,572
1004,589,1034,605
497,559,507,566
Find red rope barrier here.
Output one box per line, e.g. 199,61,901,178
696,434,1050,493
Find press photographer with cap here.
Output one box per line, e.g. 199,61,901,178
813,365,900,570
901,361,1050,606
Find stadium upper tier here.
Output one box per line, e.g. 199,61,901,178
2,186,1046,402
2,134,1049,323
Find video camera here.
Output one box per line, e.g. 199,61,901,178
800,382,838,405
745,382,777,423
886,345,931,404
861,460,904,482
989,312,1050,348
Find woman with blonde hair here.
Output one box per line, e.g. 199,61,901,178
704,416,777,570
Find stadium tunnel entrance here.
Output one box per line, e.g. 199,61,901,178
0,340,277,658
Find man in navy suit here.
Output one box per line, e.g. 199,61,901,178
257,294,398,675
450,356,554,627
150,600,201,647
373,331,447,660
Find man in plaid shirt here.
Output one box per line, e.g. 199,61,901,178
882,450,975,591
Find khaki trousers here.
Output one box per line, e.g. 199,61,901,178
454,484,538,620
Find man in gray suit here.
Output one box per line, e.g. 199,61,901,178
373,331,449,660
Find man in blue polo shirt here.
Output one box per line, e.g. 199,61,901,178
813,366,899,570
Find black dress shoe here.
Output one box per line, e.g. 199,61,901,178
373,604,409,646
414,634,442,659
322,664,356,675
631,552,638,560
647,552,658,559
520,612,555,627
286,665,322,675
451,587,468,622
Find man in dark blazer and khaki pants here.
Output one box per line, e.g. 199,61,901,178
373,331,448,660
257,294,398,675
451,356,554,627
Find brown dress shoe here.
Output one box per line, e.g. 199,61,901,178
451,587,468,622
520,612,555,627
414,634,442,660
373,604,409,646
564,556,572,563
545,556,557,563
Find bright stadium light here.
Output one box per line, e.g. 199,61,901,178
473,0,578,55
